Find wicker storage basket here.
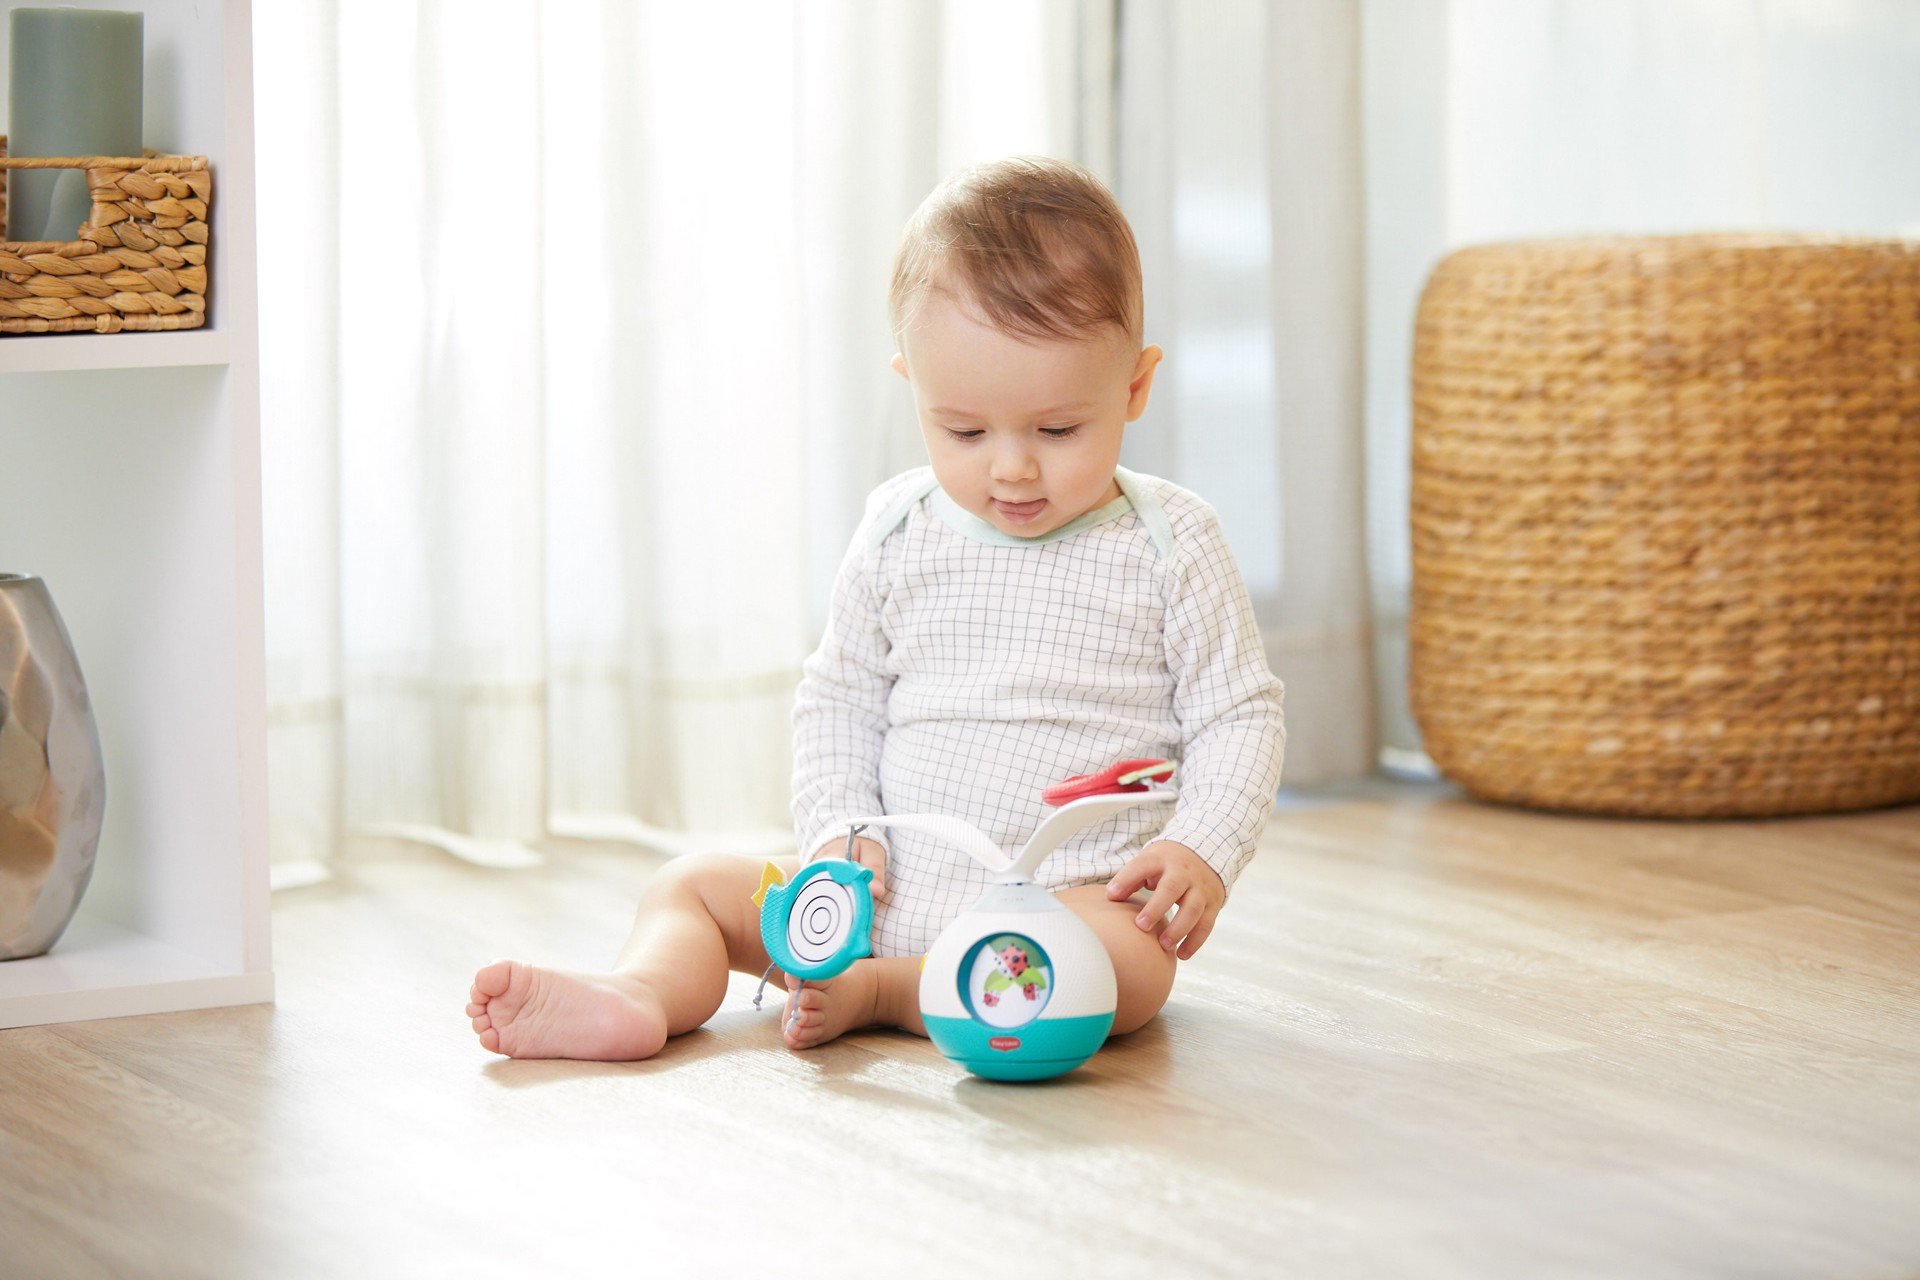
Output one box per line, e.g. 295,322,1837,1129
1409,234,1920,817
0,135,211,335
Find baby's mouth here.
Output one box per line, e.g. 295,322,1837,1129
993,498,1047,524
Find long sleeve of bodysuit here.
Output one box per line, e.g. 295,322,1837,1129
791,509,895,862
1153,501,1288,895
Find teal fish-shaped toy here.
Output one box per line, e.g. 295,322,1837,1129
758,859,875,982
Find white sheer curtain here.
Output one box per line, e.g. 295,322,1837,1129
1362,0,1920,769
254,1,1113,881
1115,0,1377,786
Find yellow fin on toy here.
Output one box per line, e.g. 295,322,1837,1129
750,860,787,908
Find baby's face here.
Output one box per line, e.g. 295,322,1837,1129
893,293,1160,538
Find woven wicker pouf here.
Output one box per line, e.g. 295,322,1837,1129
1409,234,1920,817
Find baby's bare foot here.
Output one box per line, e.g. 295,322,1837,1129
782,962,883,1050
467,959,669,1061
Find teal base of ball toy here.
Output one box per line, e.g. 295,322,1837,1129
924,1012,1114,1081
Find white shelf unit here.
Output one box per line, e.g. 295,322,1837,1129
0,0,271,1028
0,328,230,374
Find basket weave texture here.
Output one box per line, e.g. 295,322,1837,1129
0,135,211,335
1409,234,1920,817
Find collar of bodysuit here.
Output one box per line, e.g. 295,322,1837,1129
927,484,1134,547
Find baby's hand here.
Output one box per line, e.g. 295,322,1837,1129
1106,840,1223,959
813,834,888,902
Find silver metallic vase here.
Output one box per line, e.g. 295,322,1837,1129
1,574,106,960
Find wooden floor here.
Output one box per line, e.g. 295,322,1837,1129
3,779,1918,1279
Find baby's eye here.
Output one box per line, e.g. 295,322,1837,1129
1040,425,1081,439
945,428,985,442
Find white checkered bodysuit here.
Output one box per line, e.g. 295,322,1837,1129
792,466,1287,958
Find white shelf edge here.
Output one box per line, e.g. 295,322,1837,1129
0,328,231,374
0,918,273,1030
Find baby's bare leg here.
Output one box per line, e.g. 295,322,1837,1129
612,852,798,1032
467,852,796,1061
1055,884,1178,1035
784,884,1178,1051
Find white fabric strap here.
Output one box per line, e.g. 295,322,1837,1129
840,787,1175,884
837,812,1011,875
1001,789,1175,882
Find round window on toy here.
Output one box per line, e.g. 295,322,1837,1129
958,933,1054,1029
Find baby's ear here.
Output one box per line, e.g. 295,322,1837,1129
1126,344,1163,421
890,352,909,379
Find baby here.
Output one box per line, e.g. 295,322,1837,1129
467,156,1286,1060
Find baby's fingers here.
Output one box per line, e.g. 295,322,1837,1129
1106,856,1161,903
1176,914,1216,960
1160,892,1211,955
1133,873,1185,936
1152,898,1213,955
856,839,888,902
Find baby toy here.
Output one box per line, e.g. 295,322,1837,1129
753,833,875,982
754,758,1176,1081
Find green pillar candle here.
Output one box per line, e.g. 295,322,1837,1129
6,7,143,243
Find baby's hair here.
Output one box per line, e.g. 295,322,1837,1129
889,156,1143,348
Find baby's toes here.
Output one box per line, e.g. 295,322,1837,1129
783,995,825,1045
471,960,515,1001
470,1002,502,1050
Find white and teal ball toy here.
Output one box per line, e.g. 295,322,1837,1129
836,761,1176,1081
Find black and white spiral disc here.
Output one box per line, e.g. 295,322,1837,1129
786,874,858,965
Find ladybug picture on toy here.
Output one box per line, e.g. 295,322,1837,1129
961,932,1054,1029
982,938,1049,1006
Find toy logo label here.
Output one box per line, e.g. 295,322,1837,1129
990,1036,1021,1052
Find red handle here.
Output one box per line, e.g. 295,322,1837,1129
1042,758,1174,807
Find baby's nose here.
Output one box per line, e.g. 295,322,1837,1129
988,442,1039,482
